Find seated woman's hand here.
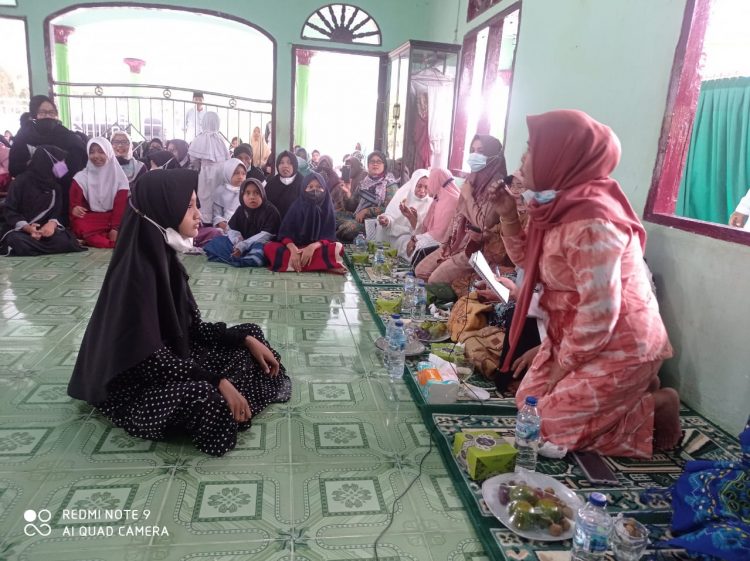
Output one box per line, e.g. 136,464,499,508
218,378,252,422
497,276,518,300
406,237,416,257
300,243,318,268
474,280,501,303
377,214,389,226
22,223,42,240
245,336,280,376
493,185,519,221
399,202,419,228
217,221,229,232
288,246,303,272
355,209,369,223
108,229,118,243
39,222,57,238
512,345,540,378
231,246,242,258
729,211,748,228
72,206,87,219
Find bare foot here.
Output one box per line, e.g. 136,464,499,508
329,268,348,275
653,388,681,451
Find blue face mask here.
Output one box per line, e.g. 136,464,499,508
521,189,558,205
467,152,487,172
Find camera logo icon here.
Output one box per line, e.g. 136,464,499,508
23,509,52,536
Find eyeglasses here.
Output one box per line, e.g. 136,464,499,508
37,110,58,118
111,140,130,146
369,159,385,165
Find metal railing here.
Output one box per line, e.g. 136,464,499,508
51,81,272,145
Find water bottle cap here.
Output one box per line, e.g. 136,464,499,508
589,492,607,507
391,314,401,319
407,272,414,277
418,280,425,285
394,320,404,327
525,396,538,406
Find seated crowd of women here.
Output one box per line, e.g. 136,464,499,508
3,94,681,462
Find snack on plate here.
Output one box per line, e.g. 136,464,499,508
418,320,448,340
352,253,369,265
500,481,574,537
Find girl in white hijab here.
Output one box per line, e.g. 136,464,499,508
70,137,130,248
110,130,146,188
188,112,230,223
212,158,247,232
375,168,432,259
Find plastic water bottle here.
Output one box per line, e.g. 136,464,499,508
385,314,401,342
571,493,613,561
402,272,417,318
514,396,541,472
387,321,406,380
383,314,401,368
374,248,386,275
354,233,367,254
415,280,428,318
403,272,417,294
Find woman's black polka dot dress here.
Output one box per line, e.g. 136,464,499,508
97,308,291,456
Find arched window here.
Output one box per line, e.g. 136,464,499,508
301,4,381,46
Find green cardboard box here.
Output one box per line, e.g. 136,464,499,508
452,430,517,481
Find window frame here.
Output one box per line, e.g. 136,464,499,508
645,0,750,244
300,3,382,47
0,15,32,100
449,2,521,176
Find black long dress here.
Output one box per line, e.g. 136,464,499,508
0,145,85,256
97,309,290,456
265,150,302,219
67,169,291,456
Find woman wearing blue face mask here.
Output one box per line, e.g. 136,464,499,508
415,134,518,287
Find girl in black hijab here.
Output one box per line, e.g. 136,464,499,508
67,169,291,456
8,96,88,225
166,139,191,169
231,143,267,183
264,150,302,219
203,177,281,267
264,171,345,273
147,150,178,170
0,145,85,256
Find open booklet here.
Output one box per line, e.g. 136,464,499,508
469,251,510,303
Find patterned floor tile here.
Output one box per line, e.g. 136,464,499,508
154,465,292,545
423,532,491,561
289,411,403,465
288,462,418,541
145,541,291,560
294,533,438,561
1,467,174,550
53,413,183,470
0,415,85,475
285,376,379,412
0,376,91,422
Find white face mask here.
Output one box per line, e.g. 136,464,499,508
280,174,296,185
129,199,202,254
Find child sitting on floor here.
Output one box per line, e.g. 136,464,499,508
203,178,280,267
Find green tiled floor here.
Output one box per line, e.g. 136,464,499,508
0,250,486,560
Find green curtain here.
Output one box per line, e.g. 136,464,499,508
676,76,750,223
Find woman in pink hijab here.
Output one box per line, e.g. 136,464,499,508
406,168,461,266
495,110,680,458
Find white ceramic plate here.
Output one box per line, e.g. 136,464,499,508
482,472,583,542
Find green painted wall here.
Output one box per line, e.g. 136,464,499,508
0,0,461,156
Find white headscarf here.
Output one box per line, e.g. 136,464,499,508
212,158,246,225
381,169,432,238
188,111,230,163
73,137,130,212
110,130,134,160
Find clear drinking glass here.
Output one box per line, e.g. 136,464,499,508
610,515,649,561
